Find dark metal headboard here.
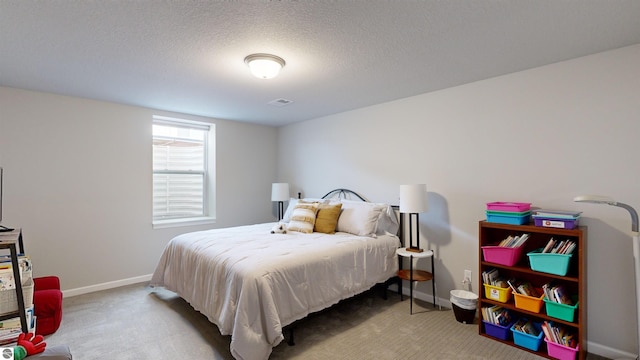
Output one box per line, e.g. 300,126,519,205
321,188,367,201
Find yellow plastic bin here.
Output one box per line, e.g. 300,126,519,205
483,283,512,303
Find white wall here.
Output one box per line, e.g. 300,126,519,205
278,44,640,358
0,87,278,291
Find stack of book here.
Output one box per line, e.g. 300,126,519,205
482,268,508,288
497,233,530,248
0,255,32,286
541,238,576,254
542,321,577,348
507,279,541,298
0,308,34,346
512,318,541,336
542,282,573,305
481,305,512,326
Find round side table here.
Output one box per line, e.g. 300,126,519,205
396,247,436,314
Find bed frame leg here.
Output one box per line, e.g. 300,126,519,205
287,327,295,346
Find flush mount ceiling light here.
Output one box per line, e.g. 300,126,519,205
244,53,285,79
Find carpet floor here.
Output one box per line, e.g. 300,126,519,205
42,283,609,359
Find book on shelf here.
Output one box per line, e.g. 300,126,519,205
542,321,577,348
497,233,530,248
542,282,574,305
506,278,519,293
553,286,572,305
482,269,509,288
482,305,512,326
0,268,16,290
541,238,576,254
512,318,540,336
0,255,32,285
517,282,540,297
507,278,540,297
0,307,34,346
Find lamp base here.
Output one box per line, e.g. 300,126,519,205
406,247,424,253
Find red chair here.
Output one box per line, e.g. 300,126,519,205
33,276,63,335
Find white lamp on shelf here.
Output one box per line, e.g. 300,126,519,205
271,183,290,221
574,195,639,360
400,184,428,252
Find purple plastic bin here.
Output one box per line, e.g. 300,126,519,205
533,217,579,229
483,320,514,341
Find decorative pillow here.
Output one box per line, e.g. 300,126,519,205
282,198,328,223
287,202,319,233
336,200,385,236
314,202,343,234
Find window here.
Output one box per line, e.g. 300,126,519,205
152,116,215,226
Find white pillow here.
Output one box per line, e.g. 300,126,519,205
376,204,400,235
336,200,386,236
282,198,299,223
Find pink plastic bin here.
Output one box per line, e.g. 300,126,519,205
481,245,524,266
487,202,531,212
545,339,579,360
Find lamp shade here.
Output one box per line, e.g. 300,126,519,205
399,184,428,213
271,183,290,202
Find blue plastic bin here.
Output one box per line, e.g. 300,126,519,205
511,322,544,351
486,210,531,225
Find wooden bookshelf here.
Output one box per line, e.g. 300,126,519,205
478,221,587,360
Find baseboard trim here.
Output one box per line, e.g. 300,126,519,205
62,274,152,298
585,341,637,359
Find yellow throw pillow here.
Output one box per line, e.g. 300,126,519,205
314,203,343,234
287,202,319,233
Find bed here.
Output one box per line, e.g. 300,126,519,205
149,189,400,360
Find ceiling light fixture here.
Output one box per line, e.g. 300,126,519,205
244,53,285,79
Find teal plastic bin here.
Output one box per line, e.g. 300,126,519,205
527,249,573,276
544,297,579,322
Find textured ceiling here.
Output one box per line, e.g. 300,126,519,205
1,1,640,127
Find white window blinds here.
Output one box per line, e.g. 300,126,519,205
153,119,209,221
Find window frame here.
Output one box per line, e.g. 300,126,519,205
152,115,216,229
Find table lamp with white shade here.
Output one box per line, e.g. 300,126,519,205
400,184,428,252
271,183,290,221
574,195,639,360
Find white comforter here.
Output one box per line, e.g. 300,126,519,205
150,222,399,360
